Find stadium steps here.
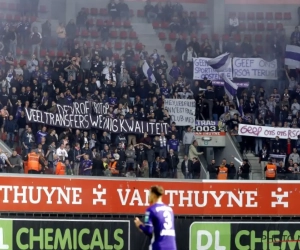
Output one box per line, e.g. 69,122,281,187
244,153,263,180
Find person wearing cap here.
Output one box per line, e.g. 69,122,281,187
264,158,277,180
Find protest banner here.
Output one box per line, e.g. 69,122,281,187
25,101,168,135
238,124,300,140
164,99,195,126
233,57,277,80
0,175,300,216
193,57,233,80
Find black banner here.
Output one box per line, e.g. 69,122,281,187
24,101,168,135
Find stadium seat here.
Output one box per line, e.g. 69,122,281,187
120,30,128,39
212,34,219,42
123,20,131,28
17,48,22,57
100,8,108,16
255,34,263,43
125,42,133,48
199,11,207,19
244,34,252,42
19,59,27,66
276,23,283,30
96,19,103,27
135,42,143,51
266,12,273,20
284,12,291,20
48,50,56,58
238,12,246,21
91,30,99,38
239,22,246,31
181,33,188,40
201,33,208,41
14,14,21,22
171,55,178,62
190,33,197,39
114,20,122,28
134,54,140,62
267,23,274,31
255,45,264,54
129,31,137,40
247,12,255,21
110,30,118,39
275,12,282,20
113,53,120,60
256,12,264,20
81,29,89,38
86,19,94,27
39,5,47,13
266,34,272,42
16,146,21,155
158,32,166,40
106,41,112,49
90,8,98,16
161,22,169,29
106,20,113,27
8,3,16,11
94,41,101,47
23,49,30,56
114,42,122,50
5,14,13,22
169,32,177,41
152,21,160,29
164,43,173,52
247,23,255,31
57,51,64,57
129,9,134,17
30,16,37,22
83,8,89,14
257,23,265,31
234,34,241,43
137,9,145,17
40,49,47,58
222,34,229,42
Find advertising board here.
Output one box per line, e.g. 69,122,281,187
190,222,300,250
0,176,298,216
0,219,130,250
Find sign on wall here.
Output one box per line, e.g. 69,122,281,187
233,57,277,80
0,219,130,250
193,57,233,80
0,176,299,216
164,99,196,126
238,124,300,140
194,120,225,136
190,222,300,250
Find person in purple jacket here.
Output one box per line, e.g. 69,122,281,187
134,185,177,250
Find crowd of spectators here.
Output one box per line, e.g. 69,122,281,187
0,0,299,180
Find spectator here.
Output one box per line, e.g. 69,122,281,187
41,20,51,50
66,19,77,51
181,155,192,179
8,150,22,173
167,149,179,178
290,26,300,44
183,126,195,155
217,163,228,180
30,27,42,59
56,23,66,51
144,0,157,23
188,140,203,160
240,37,253,57
118,0,130,20
264,158,277,180
229,13,239,36
182,45,197,63
108,0,119,20
289,148,300,164
4,115,17,148
159,157,168,178
139,160,149,178
207,159,218,179
76,8,88,28
192,157,201,179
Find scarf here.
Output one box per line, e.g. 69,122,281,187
159,136,166,148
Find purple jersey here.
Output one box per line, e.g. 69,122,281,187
140,202,177,250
